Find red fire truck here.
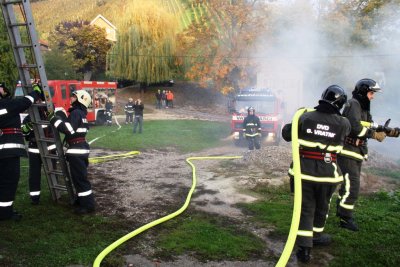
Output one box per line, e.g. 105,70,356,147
15,80,118,125
230,88,285,145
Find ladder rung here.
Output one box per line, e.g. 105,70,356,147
51,185,68,191
38,137,56,143
48,170,65,176
19,64,38,69
2,0,23,5
35,120,50,125
9,22,28,27
15,44,33,49
33,102,48,107
43,154,59,160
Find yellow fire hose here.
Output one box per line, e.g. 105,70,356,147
92,107,308,266
93,155,242,267
276,108,310,267
89,151,140,164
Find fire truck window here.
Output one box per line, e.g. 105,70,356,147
61,85,67,99
69,84,77,95
107,88,116,104
236,101,275,114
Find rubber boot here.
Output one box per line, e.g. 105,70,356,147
340,217,359,231
313,233,332,246
296,246,311,263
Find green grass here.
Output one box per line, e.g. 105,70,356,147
155,213,265,261
0,160,128,267
87,120,231,152
239,185,400,267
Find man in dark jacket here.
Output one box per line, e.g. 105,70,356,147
133,98,144,134
0,82,43,221
49,90,95,214
243,107,262,150
336,78,387,231
282,85,351,263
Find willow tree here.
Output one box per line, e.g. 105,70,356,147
107,1,179,85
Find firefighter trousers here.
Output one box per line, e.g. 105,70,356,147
297,181,337,248
28,152,42,200
0,157,20,220
67,155,95,209
246,136,260,150
337,156,362,219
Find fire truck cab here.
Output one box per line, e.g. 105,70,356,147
230,88,284,145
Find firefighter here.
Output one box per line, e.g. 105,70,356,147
0,82,43,221
105,98,113,126
336,78,387,231
21,107,66,205
124,98,134,124
243,107,261,150
48,90,95,214
282,85,351,263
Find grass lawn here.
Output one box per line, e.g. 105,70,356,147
1,120,399,266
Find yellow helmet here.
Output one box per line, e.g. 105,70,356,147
73,90,92,108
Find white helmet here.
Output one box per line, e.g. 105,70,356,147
73,90,92,108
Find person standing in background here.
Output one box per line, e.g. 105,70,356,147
133,99,144,134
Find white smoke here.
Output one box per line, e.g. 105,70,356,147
253,0,400,159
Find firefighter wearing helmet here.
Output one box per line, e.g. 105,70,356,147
336,78,386,231
243,106,262,150
48,89,95,214
282,85,351,263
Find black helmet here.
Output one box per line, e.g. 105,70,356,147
353,78,381,97
320,85,347,110
248,106,255,115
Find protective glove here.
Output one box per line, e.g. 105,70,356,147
387,128,400,138
372,131,386,142
32,83,45,101
21,122,34,134
46,110,55,122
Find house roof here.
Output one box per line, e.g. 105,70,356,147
90,14,117,30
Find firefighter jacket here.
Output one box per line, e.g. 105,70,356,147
105,101,113,112
50,103,89,156
133,102,144,116
0,91,41,159
124,102,134,114
21,114,55,154
340,97,373,161
282,103,351,184
243,114,261,137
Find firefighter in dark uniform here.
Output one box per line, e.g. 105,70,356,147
105,98,113,126
336,78,387,231
124,98,134,124
282,85,351,263
0,82,43,221
243,107,261,150
21,107,65,205
48,90,95,214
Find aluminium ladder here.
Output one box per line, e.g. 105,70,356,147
0,0,76,203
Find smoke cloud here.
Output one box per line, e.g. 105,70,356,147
252,0,400,159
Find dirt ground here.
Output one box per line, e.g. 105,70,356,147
86,101,400,267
